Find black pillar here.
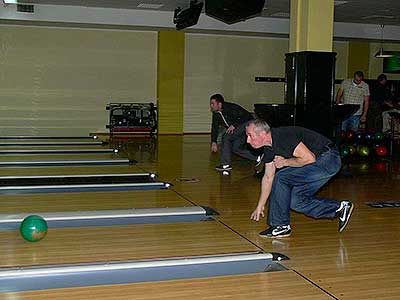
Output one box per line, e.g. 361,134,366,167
285,51,336,139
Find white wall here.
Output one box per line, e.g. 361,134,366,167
0,26,157,135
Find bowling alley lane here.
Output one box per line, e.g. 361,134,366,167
0,154,120,162
0,220,258,268
0,164,146,177
0,189,190,214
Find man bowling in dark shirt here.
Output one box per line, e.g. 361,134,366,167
246,119,354,238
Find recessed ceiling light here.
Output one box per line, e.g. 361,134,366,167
137,3,164,9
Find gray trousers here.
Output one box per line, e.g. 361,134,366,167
220,122,259,165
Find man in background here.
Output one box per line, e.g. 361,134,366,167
210,93,260,172
368,74,391,132
336,71,370,132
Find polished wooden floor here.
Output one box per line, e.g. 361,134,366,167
0,153,120,162
1,135,400,299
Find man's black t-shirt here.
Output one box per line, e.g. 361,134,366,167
262,127,332,163
370,83,391,107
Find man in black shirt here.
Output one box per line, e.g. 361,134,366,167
246,119,354,238
368,74,392,132
210,94,259,172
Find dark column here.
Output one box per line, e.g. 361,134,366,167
285,51,336,139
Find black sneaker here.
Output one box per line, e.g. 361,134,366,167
259,225,291,238
337,201,354,232
215,164,232,171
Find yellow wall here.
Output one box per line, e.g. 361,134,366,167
0,26,157,136
344,41,400,81
157,31,185,134
184,34,349,133
347,42,370,78
334,41,349,94
335,42,349,80
2,25,385,135
184,34,288,133
289,0,334,52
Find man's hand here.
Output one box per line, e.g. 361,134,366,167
226,125,235,134
273,155,287,168
211,142,218,152
360,115,367,123
335,88,344,104
250,205,265,221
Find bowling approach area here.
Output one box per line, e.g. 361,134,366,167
0,135,399,299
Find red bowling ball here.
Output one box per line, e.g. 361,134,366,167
376,145,388,157
346,130,355,141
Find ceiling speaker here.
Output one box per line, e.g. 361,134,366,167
173,1,204,30
205,0,265,24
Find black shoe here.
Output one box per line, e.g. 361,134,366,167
338,201,354,232
215,164,232,171
259,225,291,238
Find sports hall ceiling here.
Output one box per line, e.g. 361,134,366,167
7,0,400,26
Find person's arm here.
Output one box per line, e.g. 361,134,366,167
273,142,316,168
360,95,370,123
336,88,344,104
211,113,219,147
225,104,248,133
384,97,394,109
226,125,235,134
250,162,276,221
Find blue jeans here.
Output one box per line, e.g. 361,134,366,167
342,114,361,131
267,149,341,226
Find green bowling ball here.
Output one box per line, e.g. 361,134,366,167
374,132,384,140
359,146,370,157
20,215,48,242
340,145,350,157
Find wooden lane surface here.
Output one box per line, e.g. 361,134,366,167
267,175,400,300
0,221,258,268
0,189,191,214
0,153,123,162
0,272,332,300
0,164,148,177
0,144,109,149
3,135,399,299
176,165,400,299
154,136,400,299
